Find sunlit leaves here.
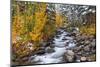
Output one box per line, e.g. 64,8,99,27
80,23,96,36
30,3,47,42
12,1,66,58
56,13,63,28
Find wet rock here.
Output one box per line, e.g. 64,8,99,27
70,33,76,36
62,38,68,41
83,45,90,52
45,42,51,47
56,31,63,35
41,42,47,47
89,35,95,41
64,37,73,40
49,44,55,48
73,47,81,52
85,40,90,45
41,42,51,47
75,55,81,62
67,50,75,56
84,52,90,56
80,41,85,45
80,57,87,62
55,35,60,39
22,57,29,61
65,33,72,37
45,47,55,53
63,50,75,62
35,49,45,55
73,45,84,52
29,55,40,63
29,56,35,61
76,60,81,62
76,35,87,42
91,49,96,54
77,52,82,55
76,40,85,46
87,54,96,61
91,41,96,47
73,40,77,43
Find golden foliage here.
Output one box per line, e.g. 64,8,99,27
12,2,65,59
56,13,63,28
80,23,96,35
12,41,38,58
12,15,25,43
30,3,47,42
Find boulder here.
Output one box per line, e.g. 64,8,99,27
91,41,96,47
80,57,87,62
35,49,45,55
45,47,55,53
83,45,90,52
85,40,90,45
63,50,75,62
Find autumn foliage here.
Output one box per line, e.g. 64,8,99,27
12,1,64,58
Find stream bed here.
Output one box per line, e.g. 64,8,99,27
28,29,76,64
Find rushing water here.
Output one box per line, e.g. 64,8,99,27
29,29,76,64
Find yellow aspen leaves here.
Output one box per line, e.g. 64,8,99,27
56,13,63,28
30,3,47,42
12,2,65,58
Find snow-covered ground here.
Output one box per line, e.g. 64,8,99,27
29,29,76,64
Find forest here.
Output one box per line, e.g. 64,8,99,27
11,0,96,66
